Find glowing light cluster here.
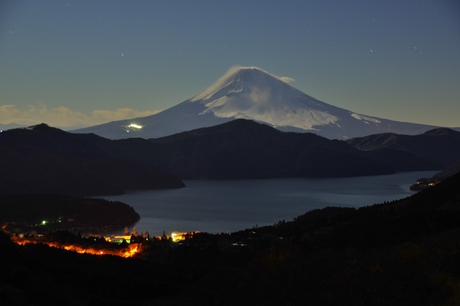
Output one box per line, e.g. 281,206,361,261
11,237,141,258
170,231,200,242
128,123,142,129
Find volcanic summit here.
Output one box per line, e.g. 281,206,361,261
74,66,437,139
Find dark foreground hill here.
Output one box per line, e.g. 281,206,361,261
1,170,460,305
0,124,184,196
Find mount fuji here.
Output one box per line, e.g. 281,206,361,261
75,66,439,139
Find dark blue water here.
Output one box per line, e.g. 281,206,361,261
102,171,436,235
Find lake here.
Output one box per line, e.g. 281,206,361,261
102,171,436,235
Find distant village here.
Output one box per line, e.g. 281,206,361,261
105,226,200,244
5,222,201,258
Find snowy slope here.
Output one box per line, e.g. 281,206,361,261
74,66,438,139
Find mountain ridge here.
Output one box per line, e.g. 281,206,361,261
0,124,185,196
144,119,394,179
143,119,453,179
3,120,458,192
346,127,460,169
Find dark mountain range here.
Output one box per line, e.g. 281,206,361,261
3,120,457,195
139,119,458,179
142,119,395,179
3,119,459,197
346,128,460,169
0,124,184,196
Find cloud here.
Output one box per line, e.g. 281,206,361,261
226,65,296,83
0,104,38,125
278,76,295,83
0,105,22,118
91,108,159,121
0,102,160,129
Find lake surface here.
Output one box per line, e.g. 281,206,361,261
102,171,436,235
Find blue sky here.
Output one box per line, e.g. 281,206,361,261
1,0,459,129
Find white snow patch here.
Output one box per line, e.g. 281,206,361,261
351,113,381,123
201,94,338,130
279,76,295,83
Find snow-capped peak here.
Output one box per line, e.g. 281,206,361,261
191,66,295,102
191,66,339,130
73,66,439,140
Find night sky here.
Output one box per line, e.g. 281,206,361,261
1,0,459,129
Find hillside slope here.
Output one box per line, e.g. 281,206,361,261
0,124,184,196
347,128,460,168
142,119,435,179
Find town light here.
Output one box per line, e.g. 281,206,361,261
128,123,142,129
